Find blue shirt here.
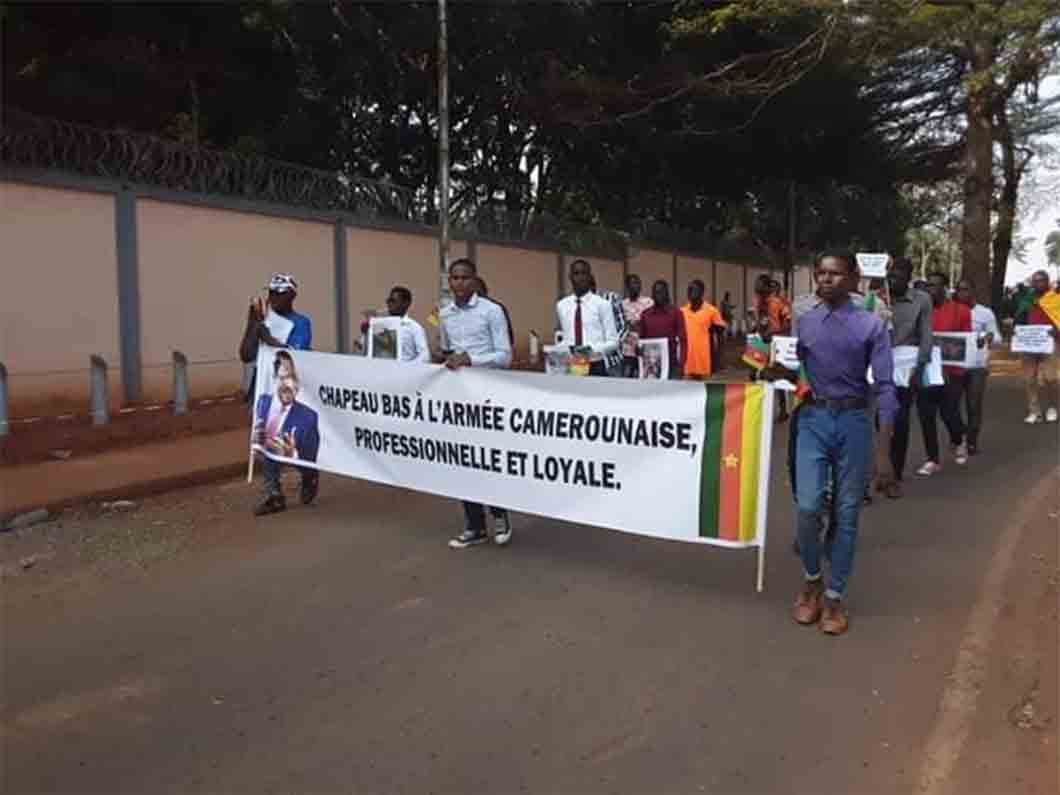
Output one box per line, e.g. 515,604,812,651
284,311,313,350
796,298,898,426
439,293,512,369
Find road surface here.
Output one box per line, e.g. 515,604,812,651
2,372,1056,794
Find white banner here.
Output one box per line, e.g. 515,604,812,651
251,347,775,562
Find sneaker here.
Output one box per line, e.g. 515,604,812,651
253,494,286,517
1025,413,1043,425
492,513,513,546
820,597,850,636
792,580,825,625
916,461,942,477
448,528,489,549
953,443,969,466
1047,408,1059,423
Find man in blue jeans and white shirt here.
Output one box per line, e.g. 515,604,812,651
774,251,896,636
439,258,514,549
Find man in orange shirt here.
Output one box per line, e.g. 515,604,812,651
755,275,793,420
681,279,726,379
755,275,793,336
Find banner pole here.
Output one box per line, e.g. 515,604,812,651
247,449,255,483
754,382,776,593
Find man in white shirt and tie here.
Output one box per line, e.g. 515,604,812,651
555,259,619,376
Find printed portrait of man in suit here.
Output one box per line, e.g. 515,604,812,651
253,350,320,463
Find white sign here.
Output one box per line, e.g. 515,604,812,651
770,335,800,371
933,332,979,368
1011,325,1056,355
251,347,776,558
855,253,890,279
638,338,670,380
868,345,943,387
890,346,919,388
922,346,944,387
264,310,294,345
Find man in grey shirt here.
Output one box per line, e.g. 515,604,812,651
883,257,933,494
439,258,515,549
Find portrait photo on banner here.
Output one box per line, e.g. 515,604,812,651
638,338,669,380
367,317,403,360
252,349,321,463
933,332,977,368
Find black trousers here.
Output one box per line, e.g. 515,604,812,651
589,361,608,377
462,502,508,532
888,387,916,480
964,370,988,448
622,356,639,378
917,376,966,462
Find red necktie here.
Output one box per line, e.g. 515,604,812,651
574,298,583,346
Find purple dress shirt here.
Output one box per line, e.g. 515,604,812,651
796,298,898,426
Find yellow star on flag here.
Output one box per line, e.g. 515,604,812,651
723,452,739,469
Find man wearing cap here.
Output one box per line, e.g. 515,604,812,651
240,273,312,354
239,273,318,515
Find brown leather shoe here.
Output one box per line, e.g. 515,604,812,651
820,597,849,636
885,480,903,499
792,580,824,625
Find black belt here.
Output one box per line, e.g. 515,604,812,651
804,397,868,411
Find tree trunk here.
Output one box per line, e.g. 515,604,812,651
991,107,1021,314
189,75,201,146
960,34,995,295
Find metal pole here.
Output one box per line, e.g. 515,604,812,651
785,179,796,294
90,355,110,426
172,351,189,415
0,362,8,438
437,0,452,305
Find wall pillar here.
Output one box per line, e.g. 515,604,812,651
115,189,141,402
334,218,349,353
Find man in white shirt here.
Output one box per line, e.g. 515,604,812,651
439,259,514,549
555,259,619,376
956,277,999,455
385,286,431,363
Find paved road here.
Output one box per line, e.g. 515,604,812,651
3,373,1057,794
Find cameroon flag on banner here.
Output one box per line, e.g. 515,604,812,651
699,383,770,545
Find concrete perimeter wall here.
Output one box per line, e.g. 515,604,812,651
2,169,785,417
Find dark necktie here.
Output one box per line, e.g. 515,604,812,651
574,298,583,346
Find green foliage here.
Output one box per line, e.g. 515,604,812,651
4,0,1054,261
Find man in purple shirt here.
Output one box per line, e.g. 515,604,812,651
780,251,896,636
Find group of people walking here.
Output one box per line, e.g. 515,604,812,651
238,252,1059,637
773,255,1057,636
556,259,729,381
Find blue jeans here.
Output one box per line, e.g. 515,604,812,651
795,406,871,599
